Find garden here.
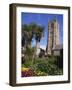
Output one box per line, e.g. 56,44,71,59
21,54,63,77
21,23,63,77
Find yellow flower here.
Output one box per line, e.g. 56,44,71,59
21,67,29,71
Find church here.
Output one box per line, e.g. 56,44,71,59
38,19,63,57
46,19,63,56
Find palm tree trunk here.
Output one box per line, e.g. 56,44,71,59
32,41,40,64
35,41,40,57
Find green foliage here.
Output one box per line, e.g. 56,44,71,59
25,47,35,56
22,47,35,67
22,60,33,68
22,54,63,76
22,23,44,43
33,62,48,73
36,71,47,76
31,56,63,76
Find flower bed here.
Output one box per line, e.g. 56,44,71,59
21,68,36,77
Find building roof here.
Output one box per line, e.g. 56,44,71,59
40,48,45,51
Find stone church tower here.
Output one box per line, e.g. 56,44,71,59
46,19,60,55
46,22,53,55
53,19,60,48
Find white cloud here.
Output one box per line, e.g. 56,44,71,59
40,45,46,50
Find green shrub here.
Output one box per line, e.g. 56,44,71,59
31,56,63,76
22,55,63,76
36,71,47,76
36,63,48,72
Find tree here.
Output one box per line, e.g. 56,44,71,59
22,24,33,48
22,23,44,64
34,25,44,57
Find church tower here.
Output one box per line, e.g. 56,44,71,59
46,21,53,55
46,19,60,55
52,19,60,49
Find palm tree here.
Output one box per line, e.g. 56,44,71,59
22,23,44,47
22,24,32,47
34,25,44,58
22,23,44,64
22,24,33,64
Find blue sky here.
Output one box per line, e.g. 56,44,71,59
21,12,63,50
